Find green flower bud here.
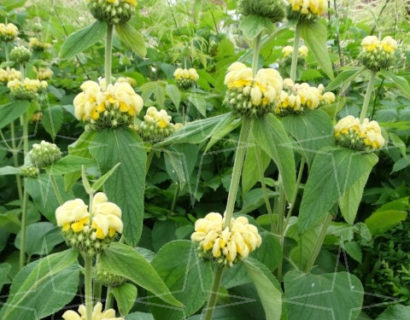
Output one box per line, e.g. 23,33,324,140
87,0,136,25
29,140,62,169
10,46,31,64
240,0,285,23
19,165,39,178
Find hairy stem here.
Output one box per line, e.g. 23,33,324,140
84,255,94,320
10,122,23,200
105,286,113,310
203,265,224,320
290,23,301,82
105,24,114,85
50,175,64,205
360,71,376,122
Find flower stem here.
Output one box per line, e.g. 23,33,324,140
10,122,23,200
105,24,114,85
255,147,273,218
290,22,301,82
50,175,63,205
105,286,113,310
360,71,376,122
223,117,252,228
252,33,262,76
203,265,224,320
84,255,94,320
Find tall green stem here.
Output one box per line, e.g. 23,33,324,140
290,23,301,82
10,122,23,200
360,71,376,122
105,287,113,310
105,24,114,85
203,265,224,320
252,33,262,76
223,117,252,227
50,175,63,205
84,255,94,320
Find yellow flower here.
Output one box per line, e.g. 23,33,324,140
36,67,53,81
288,0,327,17
0,23,19,41
191,212,262,266
7,78,47,100
174,67,199,89
92,192,123,239
282,46,293,57
140,106,175,141
381,36,397,53
361,36,380,52
29,37,52,51
298,45,308,58
322,92,335,104
62,302,123,320
56,199,89,232
0,68,22,83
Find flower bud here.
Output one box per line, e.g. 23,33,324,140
10,46,32,64
87,0,137,25
0,23,19,42
29,140,62,169
19,165,39,178
240,0,285,23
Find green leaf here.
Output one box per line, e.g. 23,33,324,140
284,271,364,320
99,242,181,307
242,141,270,196
343,241,362,263
338,169,372,225
252,114,296,202
251,232,282,272
92,162,121,192
365,197,409,234
0,263,11,292
89,128,146,245
14,222,64,256
205,113,240,152
111,283,138,316
326,67,364,91
380,70,410,100
240,15,273,39
2,0,27,11
243,258,282,320
150,240,213,320
0,166,20,176
60,21,107,59
166,84,181,110
115,22,147,57
377,304,410,320
299,148,378,232
42,105,63,140
126,312,154,320
0,249,79,320
187,93,207,116
300,20,334,79
281,109,334,166
48,155,96,175
0,100,30,130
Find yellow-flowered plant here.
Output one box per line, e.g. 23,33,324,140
334,115,385,151
29,37,52,51
73,79,143,130
56,193,123,255
62,302,123,320
35,67,53,80
224,61,283,117
0,23,19,41
288,0,327,19
117,76,137,87
359,35,398,71
282,45,308,59
138,106,175,141
0,67,22,83
7,78,47,100
174,67,199,89
10,45,31,64
86,0,137,24
191,212,262,267
275,78,334,115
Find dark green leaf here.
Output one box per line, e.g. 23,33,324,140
48,155,95,175
111,283,138,316
42,105,64,140
0,100,30,130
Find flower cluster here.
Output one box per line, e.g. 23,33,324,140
0,67,22,84
334,116,385,151
63,302,123,320
19,165,39,178
288,0,327,20
73,79,143,130
173,68,199,89
275,78,335,115
0,23,19,42
191,213,262,267
117,76,137,87
282,45,308,59
359,35,398,71
138,106,175,142
10,45,32,64
29,37,52,51
224,62,283,117
240,0,285,23
95,266,125,287
35,67,53,80
7,78,47,100
86,0,137,25
29,140,62,169
56,193,123,256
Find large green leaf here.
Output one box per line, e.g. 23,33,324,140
326,67,364,91
0,100,30,130
115,22,147,57
48,155,95,175
0,249,79,320
252,114,296,201
281,110,334,166
99,242,181,307
284,270,364,320
89,128,146,245
0,166,20,176
299,148,378,232
60,21,107,59
0,263,11,292
205,113,240,152
111,283,138,316
380,71,410,100
239,15,273,39
243,258,282,320
300,20,334,79
42,105,64,140
150,240,213,320
377,304,410,320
